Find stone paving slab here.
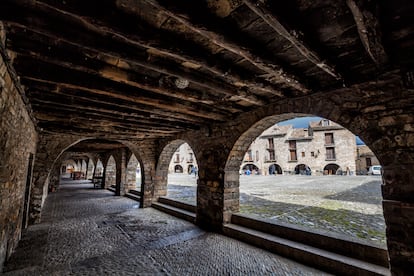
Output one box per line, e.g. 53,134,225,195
4,181,330,275
167,174,386,246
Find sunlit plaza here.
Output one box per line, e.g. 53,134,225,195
167,173,385,246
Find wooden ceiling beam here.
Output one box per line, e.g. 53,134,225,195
29,95,200,131
22,77,211,125
1,2,270,105
12,54,231,122
345,0,388,67
26,88,203,128
32,104,185,134
243,0,342,80
137,0,310,94
3,24,243,110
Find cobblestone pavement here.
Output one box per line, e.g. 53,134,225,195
4,180,330,275
167,174,386,246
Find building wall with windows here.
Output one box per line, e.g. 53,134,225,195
356,145,380,174
241,119,357,175
168,143,198,174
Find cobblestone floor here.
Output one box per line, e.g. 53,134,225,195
4,180,330,275
167,174,386,247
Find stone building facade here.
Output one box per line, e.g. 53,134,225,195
356,145,381,174
168,143,198,174
241,119,357,175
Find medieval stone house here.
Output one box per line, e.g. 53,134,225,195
242,119,357,175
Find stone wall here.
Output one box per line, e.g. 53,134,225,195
0,45,38,271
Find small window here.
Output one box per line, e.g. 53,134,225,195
311,152,315,157
290,150,297,161
322,119,330,126
326,147,336,160
301,152,305,157
325,133,334,145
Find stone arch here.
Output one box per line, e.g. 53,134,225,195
269,163,283,175
126,153,142,191
86,158,95,180
104,155,116,189
174,165,184,173
241,163,259,175
95,159,104,177
324,163,340,175
154,139,198,202
294,164,311,175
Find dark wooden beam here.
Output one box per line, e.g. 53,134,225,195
12,54,231,122
243,0,342,80
137,0,310,94
22,77,212,125
345,0,388,67
1,1,270,105
26,88,203,128
28,94,200,131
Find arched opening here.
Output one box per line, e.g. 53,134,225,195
241,163,259,175
174,165,183,173
268,164,283,175
95,159,103,177
324,163,340,175
105,155,116,189
86,159,95,180
155,141,198,205
295,164,311,175
227,114,386,250
127,154,142,191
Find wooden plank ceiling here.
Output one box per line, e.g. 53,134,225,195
0,0,412,140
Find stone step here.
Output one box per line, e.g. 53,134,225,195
125,192,141,202
223,223,390,276
151,202,196,223
231,213,389,268
158,197,196,213
128,189,142,197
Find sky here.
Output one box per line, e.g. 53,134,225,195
278,116,365,145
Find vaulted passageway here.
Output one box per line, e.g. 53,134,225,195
3,178,328,275
1,1,414,274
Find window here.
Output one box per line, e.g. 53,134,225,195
256,151,259,161
269,150,275,161
322,119,330,126
366,157,372,167
188,153,194,162
301,152,305,157
290,150,297,161
247,150,253,161
289,140,296,149
268,138,274,149
325,133,334,145
326,147,336,160
175,153,180,163
311,151,315,157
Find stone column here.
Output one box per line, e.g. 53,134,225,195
381,155,414,274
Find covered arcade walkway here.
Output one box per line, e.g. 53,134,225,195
3,179,327,275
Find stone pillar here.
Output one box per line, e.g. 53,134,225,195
381,157,414,274
142,159,156,207
195,147,229,232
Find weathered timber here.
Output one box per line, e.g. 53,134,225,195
121,0,310,94
243,0,342,80
0,2,270,105
345,0,388,67
12,55,230,122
